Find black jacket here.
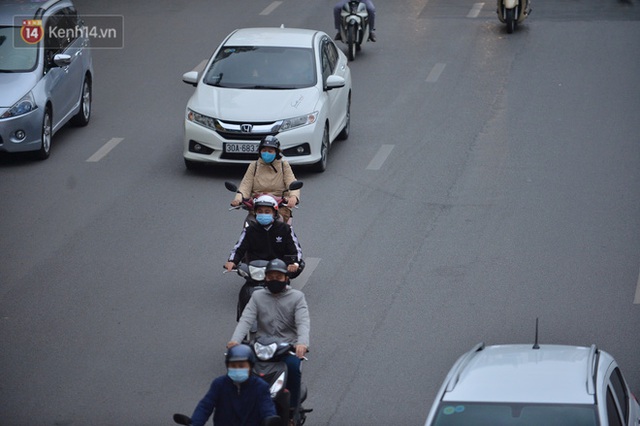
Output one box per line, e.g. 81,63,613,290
228,220,303,265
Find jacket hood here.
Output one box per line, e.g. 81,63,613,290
0,73,39,108
189,85,320,121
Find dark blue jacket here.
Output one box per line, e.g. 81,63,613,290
190,375,276,426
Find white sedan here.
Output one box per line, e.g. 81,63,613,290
182,27,352,172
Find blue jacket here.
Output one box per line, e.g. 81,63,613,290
190,375,276,426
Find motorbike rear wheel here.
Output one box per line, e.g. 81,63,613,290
506,8,515,33
347,24,357,61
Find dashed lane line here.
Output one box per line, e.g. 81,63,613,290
292,257,320,291
426,63,446,83
366,145,394,170
86,138,124,162
260,1,283,15
467,3,485,18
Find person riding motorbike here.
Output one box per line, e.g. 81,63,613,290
188,344,277,426
230,136,301,224
225,195,303,275
227,259,310,419
333,0,377,42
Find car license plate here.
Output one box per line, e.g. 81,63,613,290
224,143,258,154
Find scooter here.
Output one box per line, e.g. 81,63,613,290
225,180,303,227
173,413,281,426
497,0,531,33
251,338,312,426
338,0,371,61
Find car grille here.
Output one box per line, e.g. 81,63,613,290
215,119,281,141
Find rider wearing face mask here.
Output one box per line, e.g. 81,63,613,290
224,195,303,275
188,344,277,426
230,136,301,224
228,259,310,417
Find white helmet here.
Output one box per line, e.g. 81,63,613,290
253,194,279,212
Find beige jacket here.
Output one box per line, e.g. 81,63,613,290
234,158,301,202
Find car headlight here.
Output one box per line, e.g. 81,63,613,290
278,111,318,132
187,109,220,131
1,92,37,119
269,371,286,398
254,341,278,361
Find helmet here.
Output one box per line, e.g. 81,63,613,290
253,194,279,212
266,258,288,275
226,344,256,366
258,136,282,158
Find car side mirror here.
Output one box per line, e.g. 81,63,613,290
182,71,199,87
52,53,71,68
325,75,345,91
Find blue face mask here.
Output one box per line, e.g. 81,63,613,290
256,213,274,226
261,151,276,163
228,368,250,383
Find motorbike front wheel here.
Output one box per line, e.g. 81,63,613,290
347,25,357,61
505,8,515,33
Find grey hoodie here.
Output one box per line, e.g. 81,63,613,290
231,287,310,347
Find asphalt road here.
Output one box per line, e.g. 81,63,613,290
1,0,639,425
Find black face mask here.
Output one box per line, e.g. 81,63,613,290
266,280,287,293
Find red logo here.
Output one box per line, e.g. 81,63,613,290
21,20,43,44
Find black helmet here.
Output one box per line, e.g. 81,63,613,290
226,344,256,366
258,136,281,157
266,258,288,275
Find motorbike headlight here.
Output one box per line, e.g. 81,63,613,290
1,92,37,119
248,265,266,282
269,371,286,398
254,342,278,361
278,112,318,132
187,109,220,131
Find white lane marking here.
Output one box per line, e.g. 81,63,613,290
634,267,640,304
426,63,446,83
260,1,282,15
292,257,320,291
86,138,124,162
366,144,395,170
467,3,485,18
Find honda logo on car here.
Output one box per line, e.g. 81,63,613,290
241,124,253,133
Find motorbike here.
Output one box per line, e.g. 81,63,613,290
338,0,371,61
173,413,281,426
250,338,312,426
497,0,531,33
225,180,303,227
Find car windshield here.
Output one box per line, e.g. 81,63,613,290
203,46,316,89
0,26,38,72
431,402,599,426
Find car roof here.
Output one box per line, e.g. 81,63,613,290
223,27,323,48
443,344,596,404
0,0,66,26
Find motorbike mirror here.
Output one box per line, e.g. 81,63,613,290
225,181,239,193
262,415,281,426
173,413,192,425
288,180,303,191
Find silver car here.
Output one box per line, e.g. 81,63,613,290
0,0,93,160
425,342,640,426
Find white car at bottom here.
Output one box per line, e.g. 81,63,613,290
182,27,352,172
425,342,640,426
